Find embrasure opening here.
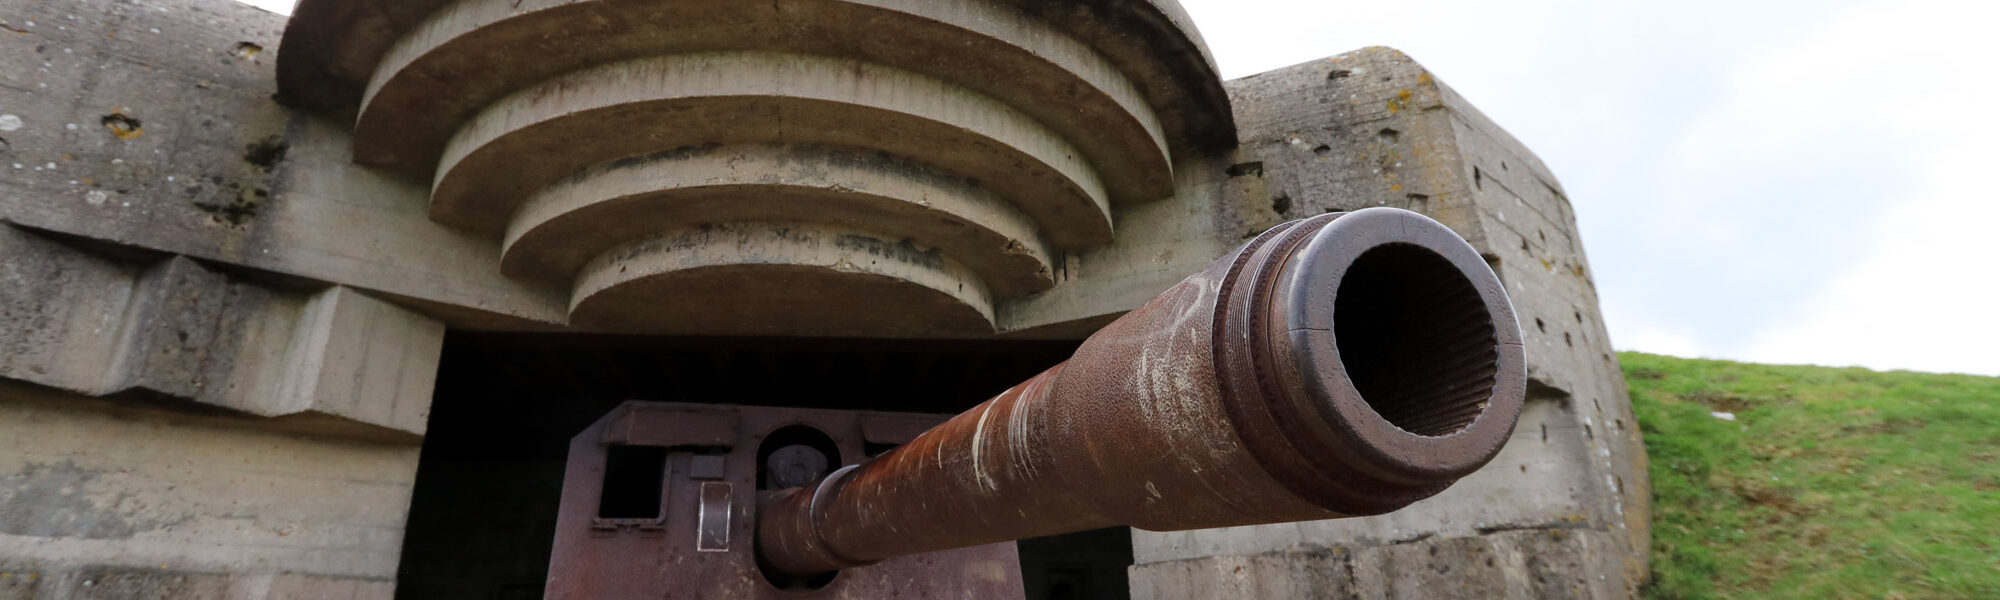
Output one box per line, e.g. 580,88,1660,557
1333,243,1499,437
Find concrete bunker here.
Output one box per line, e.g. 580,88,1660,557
0,0,1647,596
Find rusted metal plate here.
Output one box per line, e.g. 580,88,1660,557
548,402,1020,599
601,404,739,447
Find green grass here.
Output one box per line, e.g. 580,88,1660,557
1622,352,2000,599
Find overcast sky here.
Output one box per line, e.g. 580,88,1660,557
239,0,1997,376
1173,0,2000,376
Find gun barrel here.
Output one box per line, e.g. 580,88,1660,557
758,208,1526,576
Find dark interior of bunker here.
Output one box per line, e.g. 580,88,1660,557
396,332,1131,599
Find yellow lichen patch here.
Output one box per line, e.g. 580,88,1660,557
1387,89,1415,113
1418,72,1434,86
101,112,142,140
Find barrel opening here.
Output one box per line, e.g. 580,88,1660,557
757,425,840,491
1333,243,1499,437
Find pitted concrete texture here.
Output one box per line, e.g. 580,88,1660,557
1134,384,1607,560
0,0,571,330
570,223,998,337
1129,47,1649,598
0,0,293,237
0,226,442,439
1131,528,1628,600
0,381,415,599
0,227,136,396
0,567,396,600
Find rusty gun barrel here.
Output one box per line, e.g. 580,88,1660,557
758,208,1526,576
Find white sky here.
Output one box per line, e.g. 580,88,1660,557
1181,0,2000,377
237,0,1999,376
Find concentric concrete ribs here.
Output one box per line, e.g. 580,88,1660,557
571,224,996,337
298,0,1232,335
355,0,1173,203
280,0,1233,155
432,52,1111,248
503,144,1055,299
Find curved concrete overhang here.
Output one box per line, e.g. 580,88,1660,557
571,223,997,337
272,0,1235,335
503,144,1055,298
277,0,1233,154
354,0,1172,204
994,0,1235,152
433,52,1113,248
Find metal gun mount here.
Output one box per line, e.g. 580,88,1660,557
546,208,1528,599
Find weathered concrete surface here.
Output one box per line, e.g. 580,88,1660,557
1129,47,1649,598
263,0,1247,338
0,0,571,331
0,226,442,440
1131,528,1627,599
502,144,1055,296
570,223,997,337
354,0,1173,200
432,52,1113,246
0,0,1235,338
263,286,444,436
276,0,1234,153
0,380,416,599
0,227,138,397
994,152,1240,337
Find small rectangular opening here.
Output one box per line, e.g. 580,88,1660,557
1019,526,1132,600
598,445,668,519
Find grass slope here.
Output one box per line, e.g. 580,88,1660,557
1622,352,2000,599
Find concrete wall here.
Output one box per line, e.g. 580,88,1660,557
1127,47,1649,599
1,5,433,595
0,227,442,439
0,380,418,599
